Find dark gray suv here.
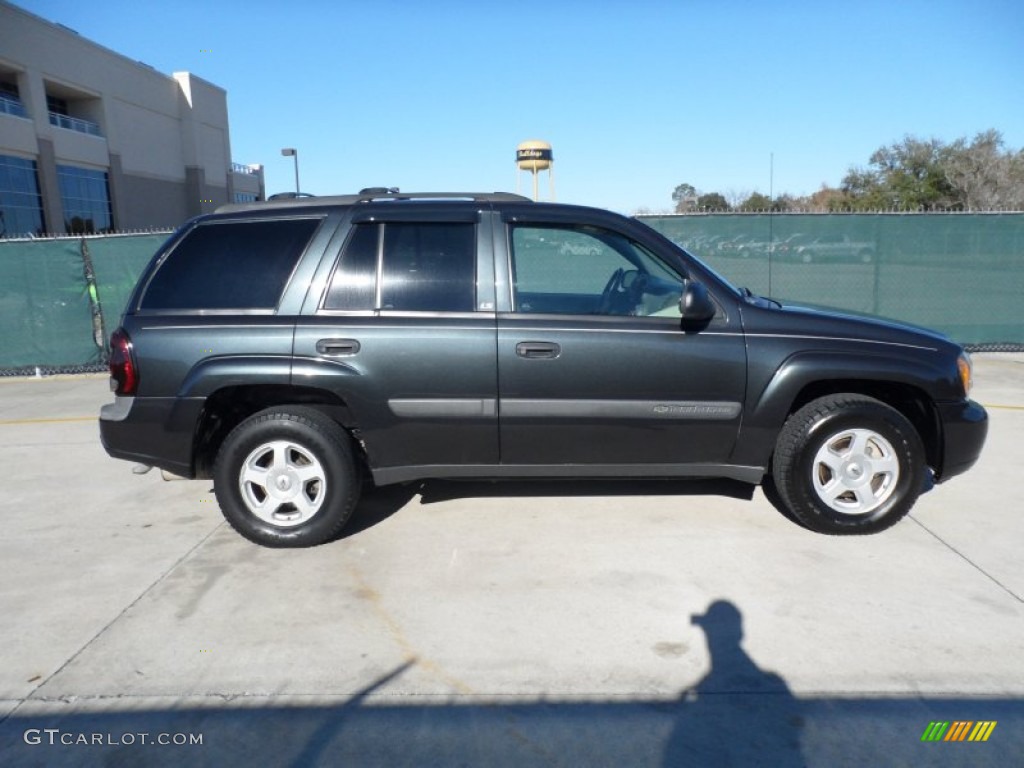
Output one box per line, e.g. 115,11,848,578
99,191,987,547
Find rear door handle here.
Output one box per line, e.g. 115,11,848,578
516,341,560,359
316,338,360,356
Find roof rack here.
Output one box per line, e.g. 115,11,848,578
355,191,532,203
216,191,532,214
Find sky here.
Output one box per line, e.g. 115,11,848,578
13,0,1024,213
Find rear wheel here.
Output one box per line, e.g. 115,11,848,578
213,406,361,547
772,394,926,534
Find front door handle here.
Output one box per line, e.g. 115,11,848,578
516,341,560,359
316,338,360,356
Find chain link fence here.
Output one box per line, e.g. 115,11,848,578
0,232,170,375
639,212,1024,349
1,214,1021,374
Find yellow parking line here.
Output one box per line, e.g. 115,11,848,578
0,416,96,426
983,404,1024,411
0,373,107,384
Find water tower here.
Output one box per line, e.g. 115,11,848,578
516,140,555,201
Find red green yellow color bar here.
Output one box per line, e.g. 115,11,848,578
921,721,997,742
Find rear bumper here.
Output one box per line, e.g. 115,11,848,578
99,396,201,477
936,399,988,482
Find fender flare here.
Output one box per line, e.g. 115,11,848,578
731,349,952,468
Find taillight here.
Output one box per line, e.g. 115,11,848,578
109,328,138,396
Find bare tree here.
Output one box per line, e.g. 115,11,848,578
944,130,1024,210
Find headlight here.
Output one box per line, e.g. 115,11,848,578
957,352,973,397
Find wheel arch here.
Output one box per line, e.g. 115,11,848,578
735,351,946,474
192,384,361,478
784,379,940,472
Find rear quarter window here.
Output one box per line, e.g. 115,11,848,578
140,218,321,310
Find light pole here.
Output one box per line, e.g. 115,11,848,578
280,148,300,194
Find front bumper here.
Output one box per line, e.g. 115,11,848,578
936,399,988,482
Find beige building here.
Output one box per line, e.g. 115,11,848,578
0,1,263,237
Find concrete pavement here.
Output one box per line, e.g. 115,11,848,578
0,356,1021,766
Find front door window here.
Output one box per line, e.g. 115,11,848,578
510,225,683,317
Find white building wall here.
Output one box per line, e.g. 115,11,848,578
111,100,187,181
0,0,257,231
0,112,36,155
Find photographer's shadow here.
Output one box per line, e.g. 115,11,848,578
663,600,805,766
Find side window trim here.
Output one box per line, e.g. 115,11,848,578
321,222,379,312
278,210,345,316
373,223,385,310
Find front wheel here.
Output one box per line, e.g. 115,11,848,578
213,406,361,547
772,394,926,534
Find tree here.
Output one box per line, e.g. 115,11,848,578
672,183,698,213
738,192,772,211
838,132,1024,211
664,131,1022,213
771,193,795,212
943,130,1024,210
802,185,851,212
696,192,730,211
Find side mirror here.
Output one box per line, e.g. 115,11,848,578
679,279,716,322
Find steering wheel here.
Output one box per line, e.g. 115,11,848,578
597,268,625,314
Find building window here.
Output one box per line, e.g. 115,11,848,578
57,165,113,234
0,82,27,118
46,95,69,116
46,93,102,136
0,155,46,238
233,192,258,203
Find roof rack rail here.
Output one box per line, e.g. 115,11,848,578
355,191,532,203
216,191,532,214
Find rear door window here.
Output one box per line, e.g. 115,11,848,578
381,223,475,312
323,221,476,312
141,218,321,310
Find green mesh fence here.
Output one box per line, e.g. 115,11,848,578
0,233,169,374
0,218,1021,373
0,239,98,370
87,234,169,330
639,213,1024,346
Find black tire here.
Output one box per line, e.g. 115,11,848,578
213,406,361,547
772,394,926,535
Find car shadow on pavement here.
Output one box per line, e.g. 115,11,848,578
417,477,757,504
759,474,804,529
338,483,419,539
339,478,757,540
